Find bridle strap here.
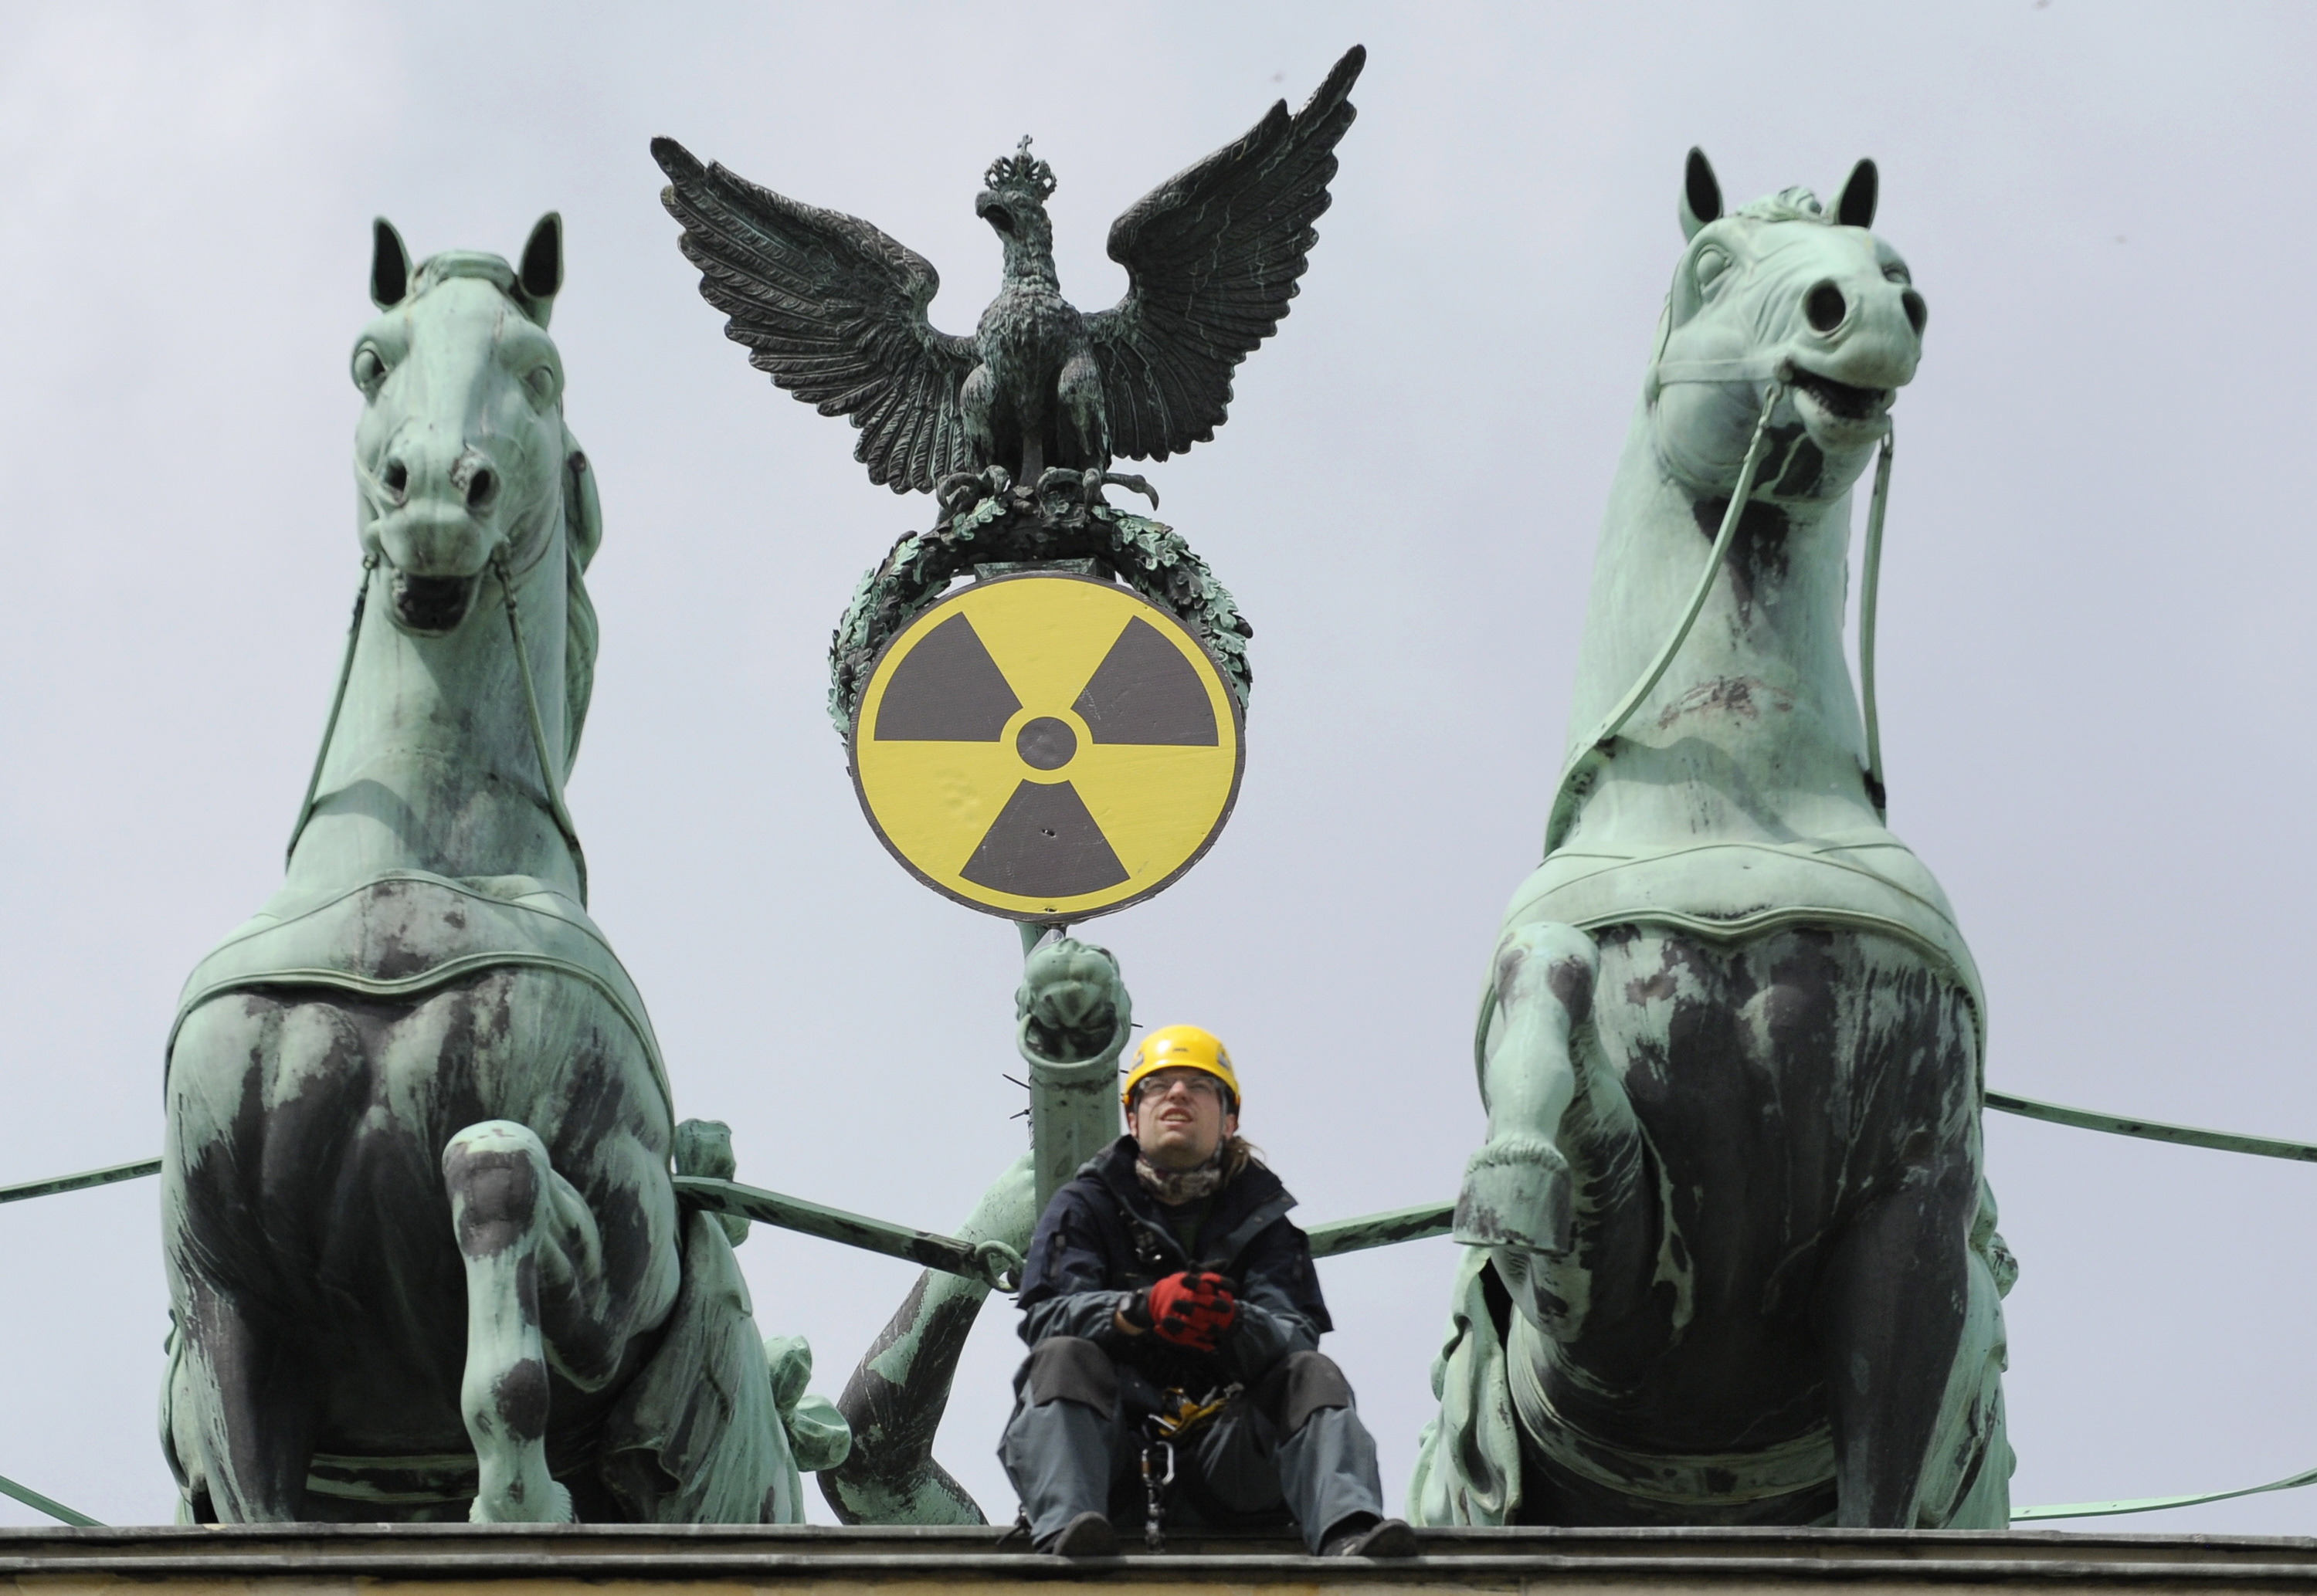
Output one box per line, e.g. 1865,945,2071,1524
284,553,377,866
1652,354,1791,388
1542,378,1786,854
1576,381,1788,748
494,545,589,905
280,547,590,906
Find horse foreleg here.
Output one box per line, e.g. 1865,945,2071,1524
1813,1160,1975,1527
443,1120,576,1523
1454,923,1654,1340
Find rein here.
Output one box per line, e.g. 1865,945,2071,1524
1543,371,1897,852
285,551,378,865
281,545,589,904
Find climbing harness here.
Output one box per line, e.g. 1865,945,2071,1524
1152,1385,1239,1442
1138,1435,1174,1550
1138,1384,1240,1550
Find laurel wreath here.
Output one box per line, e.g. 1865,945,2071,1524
827,494,1253,735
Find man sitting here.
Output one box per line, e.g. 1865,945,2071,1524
999,1024,1416,1558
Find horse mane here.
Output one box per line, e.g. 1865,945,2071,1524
1736,187,1831,225
409,251,557,327
562,470,599,776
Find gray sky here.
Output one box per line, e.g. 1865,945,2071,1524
2,0,2314,1535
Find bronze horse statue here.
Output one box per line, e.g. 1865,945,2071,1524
1413,152,2014,1530
160,218,836,1523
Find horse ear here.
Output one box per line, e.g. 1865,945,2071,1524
1680,147,1722,242
520,212,563,306
1832,159,1878,229
371,219,412,309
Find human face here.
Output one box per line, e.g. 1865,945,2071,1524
1130,1067,1238,1172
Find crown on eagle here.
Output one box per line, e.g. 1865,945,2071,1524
985,136,1057,203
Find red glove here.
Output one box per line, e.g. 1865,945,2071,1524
1145,1271,1237,1352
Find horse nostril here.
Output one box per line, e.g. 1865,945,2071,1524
465,467,498,512
382,458,409,499
1805,282,1848,334
1901,290,1928,337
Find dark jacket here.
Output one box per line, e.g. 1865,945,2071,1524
1016,1137,1332,1389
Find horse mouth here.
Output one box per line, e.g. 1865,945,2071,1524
1788,366,1890,422
389,571,480,634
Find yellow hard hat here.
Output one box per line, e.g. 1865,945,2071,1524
1122,1024,1241,1112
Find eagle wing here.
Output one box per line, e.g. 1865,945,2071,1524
653,137,980,494
1084,46,1363,463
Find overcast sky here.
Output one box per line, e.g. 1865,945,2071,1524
2,0,2315,1537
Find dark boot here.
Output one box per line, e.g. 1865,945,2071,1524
1044,1510,1119,1557
1322,1513,1417,1557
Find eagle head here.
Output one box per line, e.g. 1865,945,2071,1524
977,136,1057,249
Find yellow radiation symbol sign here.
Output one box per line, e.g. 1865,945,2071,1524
850,573,1245,921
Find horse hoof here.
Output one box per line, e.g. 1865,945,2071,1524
469,1478,574,1524
1452,1137,1574,1252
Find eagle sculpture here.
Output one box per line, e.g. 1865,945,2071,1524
651,46,1362,496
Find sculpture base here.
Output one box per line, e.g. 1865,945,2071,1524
8,1523,2317,1594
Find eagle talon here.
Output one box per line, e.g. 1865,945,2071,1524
1035,466,1092,514
935,472,986,517
1100,473,1158,510
935,466,1018,520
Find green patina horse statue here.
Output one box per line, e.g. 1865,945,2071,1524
1411,152,2014,1530
160,217,841,1523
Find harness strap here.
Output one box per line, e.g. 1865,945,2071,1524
1652,354,1789,386
494,546,589,906
284,553,378,865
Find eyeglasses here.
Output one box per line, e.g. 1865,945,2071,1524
1132,1071,1225,1107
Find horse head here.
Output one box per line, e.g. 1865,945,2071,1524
1649,149,1927,506
353,215,597,638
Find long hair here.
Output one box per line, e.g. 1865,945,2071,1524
1220,1135,1265,1183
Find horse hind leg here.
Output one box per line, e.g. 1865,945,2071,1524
162,1277,320,1520
1815,1154,1978,1527
443,1120,576,1523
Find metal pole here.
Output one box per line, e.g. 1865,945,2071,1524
1017,923,1128,1217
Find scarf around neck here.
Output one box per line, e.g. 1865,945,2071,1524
1135,1144,1228,1207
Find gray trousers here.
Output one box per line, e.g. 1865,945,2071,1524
997,1337,1386,1552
